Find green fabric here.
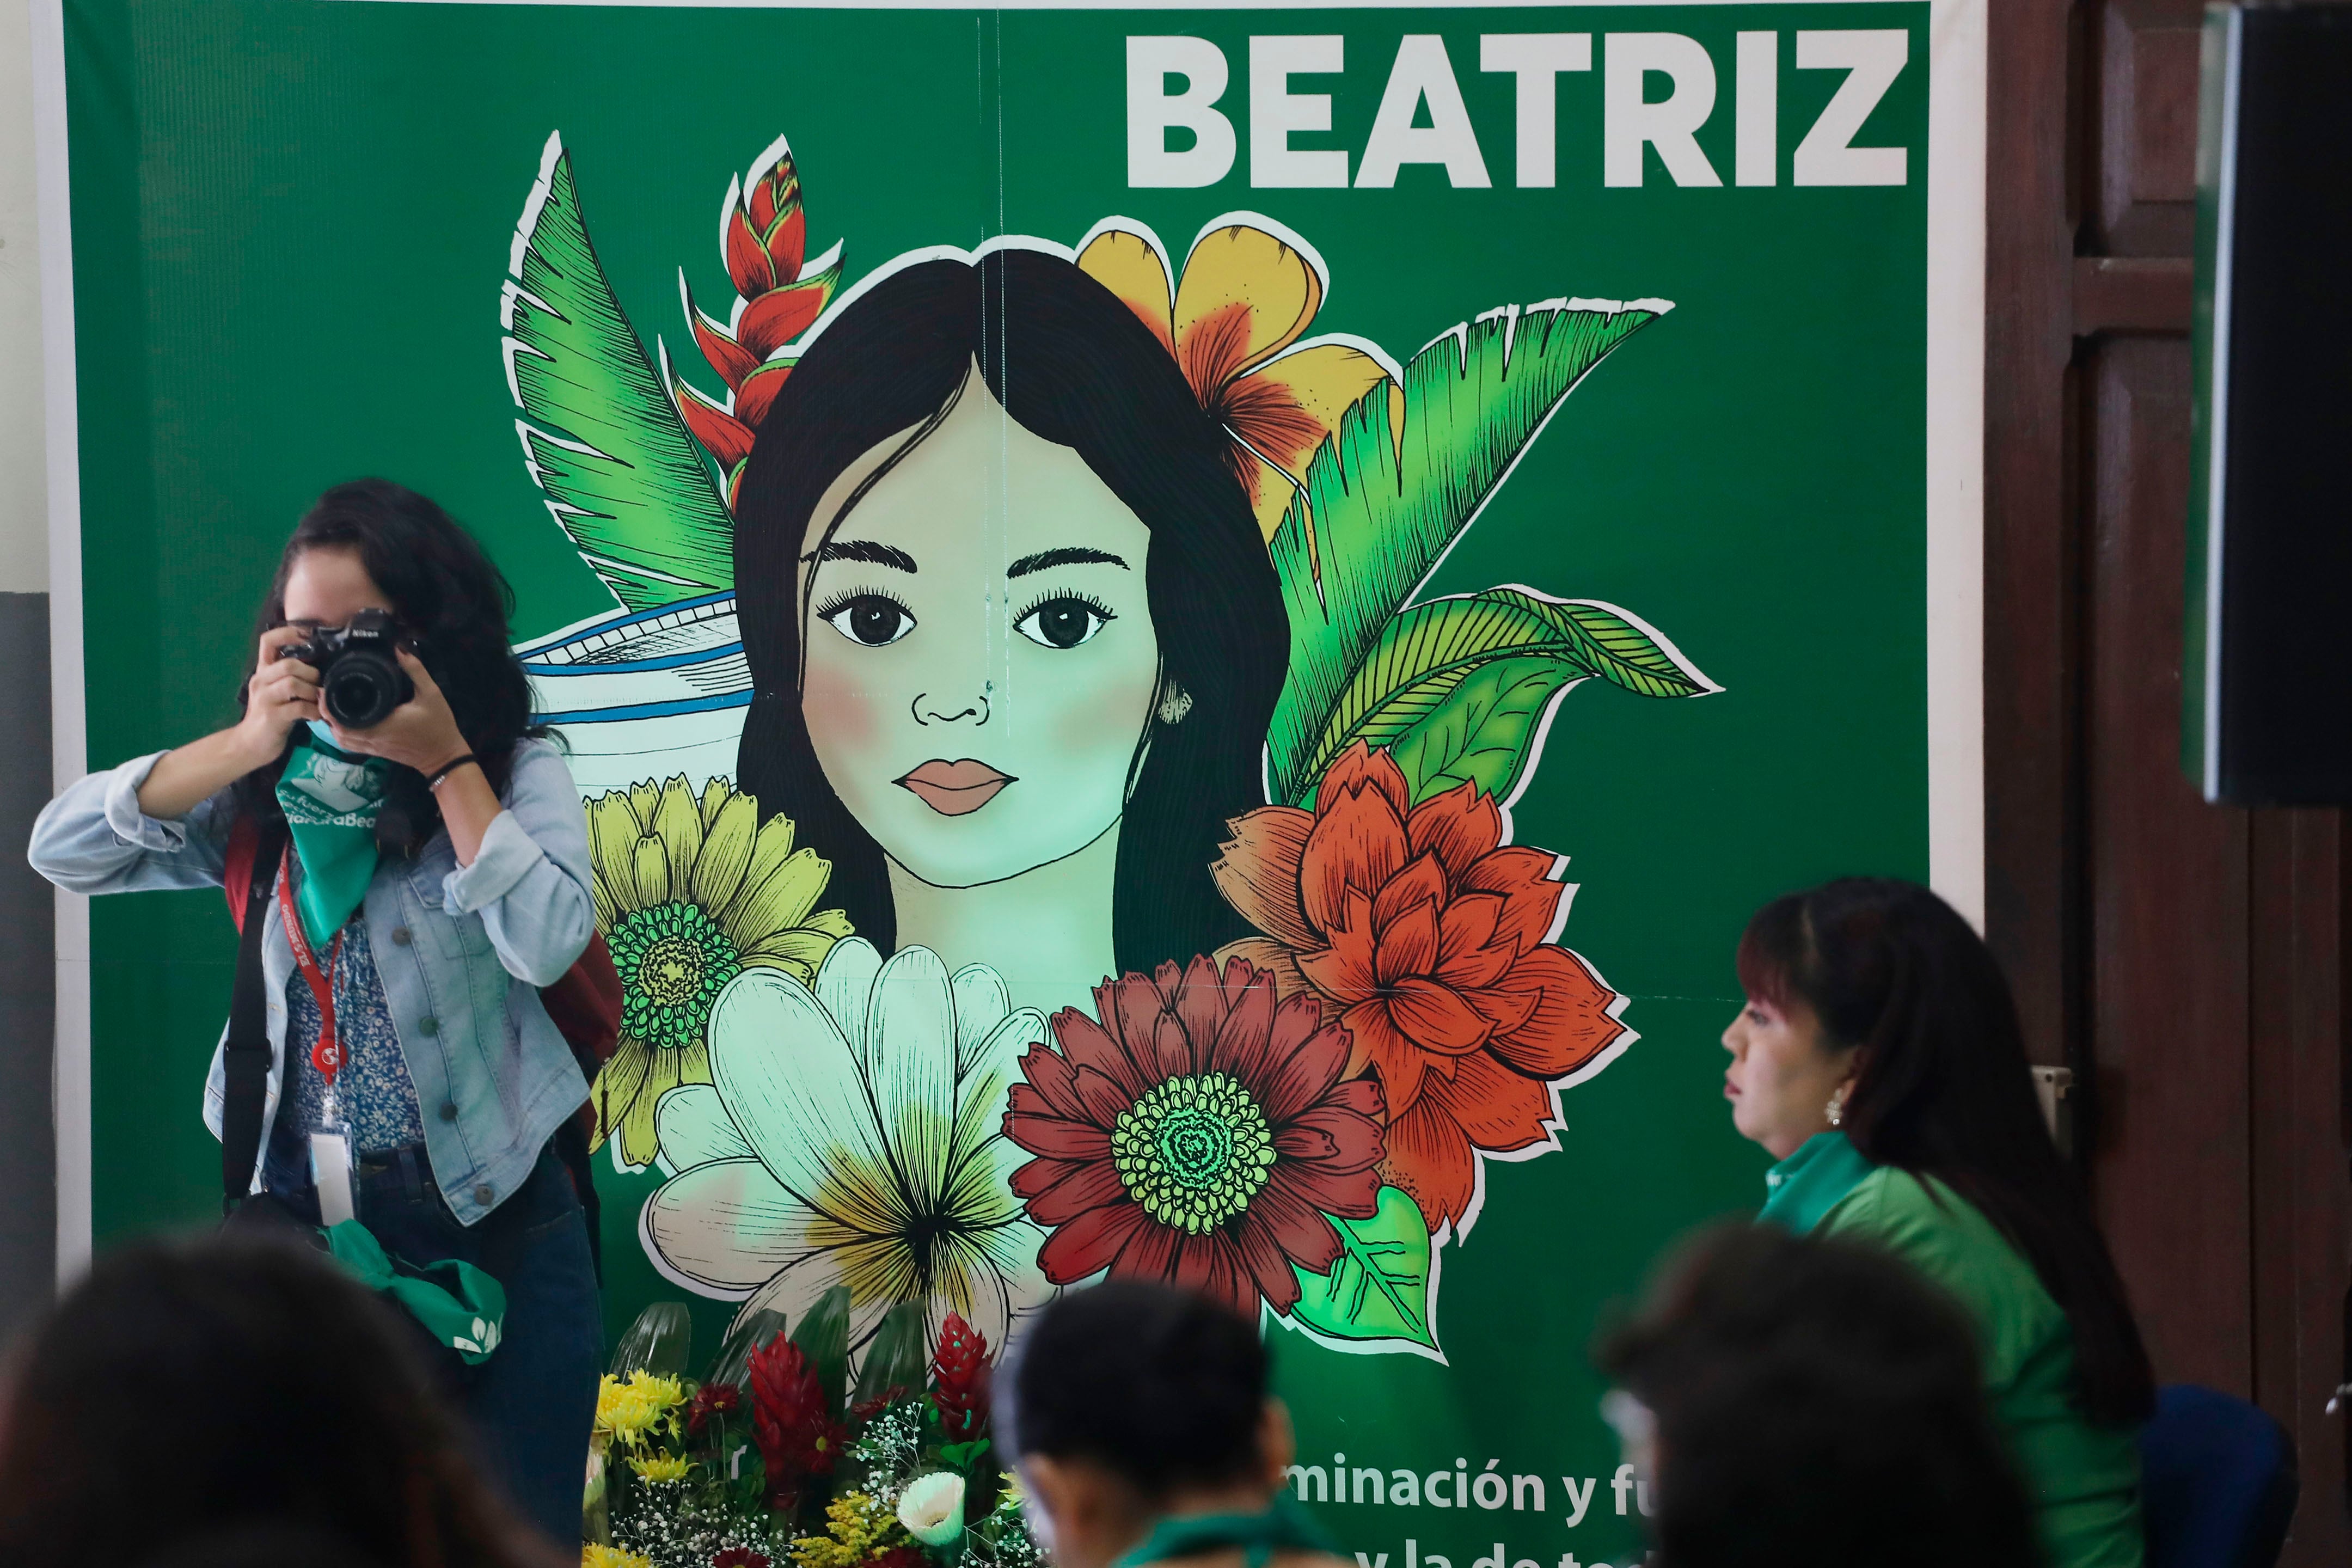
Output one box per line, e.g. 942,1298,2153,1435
1808,1165,2146,1568
273,725,390,948
325,1218,508,1365
1110,1496,1340,1568
1756,1129,1877,1234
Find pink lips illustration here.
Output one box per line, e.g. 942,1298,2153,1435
896,758,1016,817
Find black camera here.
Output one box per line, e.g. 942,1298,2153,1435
285,608,415,729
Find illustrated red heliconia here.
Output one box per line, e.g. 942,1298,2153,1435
747,1334,841,1508
666,134,843,505
929,1312,992,1443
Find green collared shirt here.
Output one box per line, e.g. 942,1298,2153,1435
1759,1132,2144,1568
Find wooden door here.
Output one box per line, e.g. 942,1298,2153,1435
1987,1,2350,1558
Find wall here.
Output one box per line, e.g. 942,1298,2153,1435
0,0,58,1330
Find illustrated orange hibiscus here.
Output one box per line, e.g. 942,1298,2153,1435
1211,744,1625,1234
1076,218,1398,542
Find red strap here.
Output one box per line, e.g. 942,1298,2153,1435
275,847,346,1087
224,814,260,933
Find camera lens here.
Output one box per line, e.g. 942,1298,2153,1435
321,650,412,729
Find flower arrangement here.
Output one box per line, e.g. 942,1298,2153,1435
585,1289,1042,1568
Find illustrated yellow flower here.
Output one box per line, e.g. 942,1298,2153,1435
593,1370,688,1449
584,1547,654,1568
793,1491,909,1568
627,1451,695,1483
587,774,854,1167
1077,216,1399,542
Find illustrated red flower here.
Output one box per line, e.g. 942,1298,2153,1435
665,136,843,503
930,1312,991,1443
1211,744,1626,1235
747,1335,840,1508
1003,956,1385,1317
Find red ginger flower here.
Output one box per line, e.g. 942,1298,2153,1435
1211,744,1625,1236
1003,956,1385,1318
666,136,843,500
930,1312,991,1443
748,1334,840,1508
713,1551,771,1568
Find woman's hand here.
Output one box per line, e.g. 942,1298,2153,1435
134,626,324,820
332,650,502,865
326,649,469,776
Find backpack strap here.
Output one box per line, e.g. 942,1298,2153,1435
221,817,289,1213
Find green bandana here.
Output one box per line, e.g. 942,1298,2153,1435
273,725,391,948
326,1219,509,1364
1110,1497,1340,1568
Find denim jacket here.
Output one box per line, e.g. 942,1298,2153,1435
29,738,593,1226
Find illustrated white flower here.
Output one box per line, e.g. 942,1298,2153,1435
897,1472,967,1546
640,938,1054,1352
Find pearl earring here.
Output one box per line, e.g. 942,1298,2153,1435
1826,1088,1847,1129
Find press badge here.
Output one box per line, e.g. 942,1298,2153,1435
310,1130,355,1226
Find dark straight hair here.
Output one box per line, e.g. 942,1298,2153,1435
732,248,1287,972
1736,877,2156,1425
231,479,543,855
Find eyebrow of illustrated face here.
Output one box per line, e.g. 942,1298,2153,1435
1006,547,1130,579
805,539,918,573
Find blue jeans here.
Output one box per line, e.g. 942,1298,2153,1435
270,1140,601,1546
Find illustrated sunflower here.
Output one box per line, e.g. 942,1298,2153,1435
587,775,853,1168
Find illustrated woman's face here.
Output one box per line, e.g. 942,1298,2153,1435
798,366,1162,890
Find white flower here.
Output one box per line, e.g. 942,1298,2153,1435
897,1472,968,1547
639,938,1054,1353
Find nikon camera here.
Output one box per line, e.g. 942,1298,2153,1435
285,608,415,729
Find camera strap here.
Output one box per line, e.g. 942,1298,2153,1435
221,816,287,1214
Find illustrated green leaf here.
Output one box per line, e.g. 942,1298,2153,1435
1296,589,1718,806
505,131,734,609
1288,1187,1438,1353
1267,299,1672,805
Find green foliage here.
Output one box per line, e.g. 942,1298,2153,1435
854,1299,932,1406
506,134,734,609
1267,301,1674,805
791,1283,853,1415
1309,589,1717,806
707,1306,790,1391
1289,1186,1438,1353
610,1300,695,1376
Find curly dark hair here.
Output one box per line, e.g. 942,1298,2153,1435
0,1235,563,1568
229,479,544,854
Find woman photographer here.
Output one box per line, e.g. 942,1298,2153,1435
28,480,600,1545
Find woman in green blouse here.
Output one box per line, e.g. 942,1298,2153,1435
1721,878,2152,1568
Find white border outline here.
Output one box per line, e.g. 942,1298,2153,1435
29,0,1989,1279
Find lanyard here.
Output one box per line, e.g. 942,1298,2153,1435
275,845,347,1088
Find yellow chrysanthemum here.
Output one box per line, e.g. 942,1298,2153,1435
584,1546,654,1568
593,1371,688,1449
586,774,854,1167
627,1451,695,1483
793,1491,909,1568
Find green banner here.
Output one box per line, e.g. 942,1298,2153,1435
53,3,1980,1563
